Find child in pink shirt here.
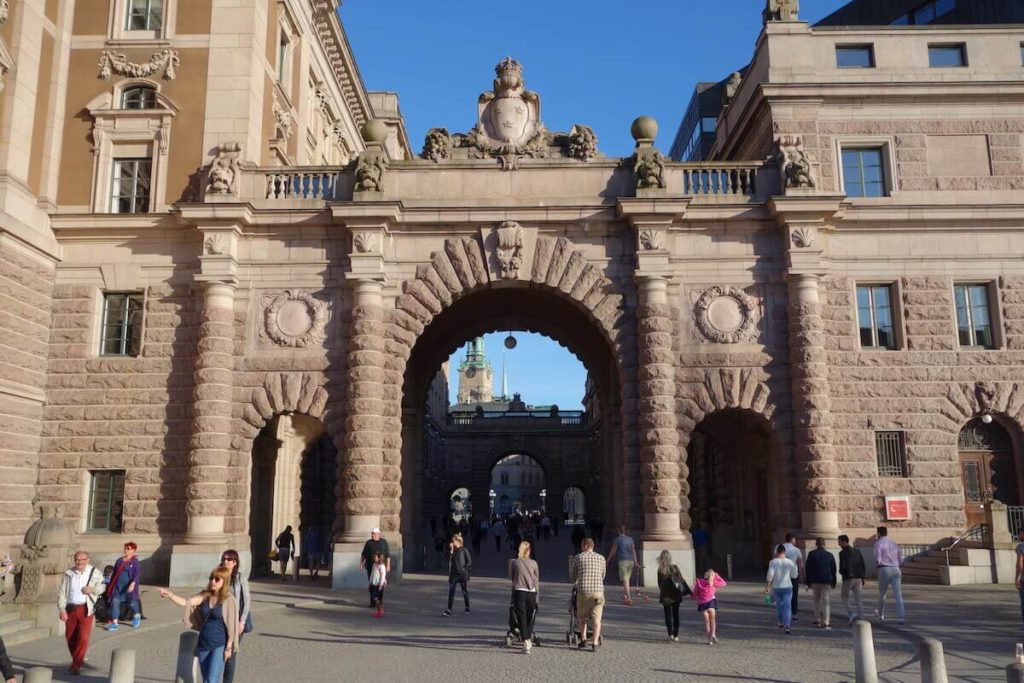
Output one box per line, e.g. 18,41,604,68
691,568,726,644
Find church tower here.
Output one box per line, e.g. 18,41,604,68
456,337,494,404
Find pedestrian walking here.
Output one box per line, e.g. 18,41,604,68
766,544,798,634
838,534,866,624
782,532,804,621
656,550,690,642
1015,529,1024,630
471,520,483,556
873,526,905,624
360,528,391,608
305,527,325,580
274,526,295,581
571,522,586,555
220,550,251,683
510,541,540,654
492,518,505,552
570,537,606,651
369,552,388,618
540,514,551,540
58,551,104,675
805,537,837,629
442,534,472,616
104,541,142,631
691,566,726,644
159,566,239,683
606,525,638,605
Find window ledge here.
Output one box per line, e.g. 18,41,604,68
105,38,172,48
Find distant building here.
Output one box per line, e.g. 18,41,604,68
455,337,495,404
816,0,1024,27
669,81,727,162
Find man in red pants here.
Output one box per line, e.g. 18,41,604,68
57,551,103,675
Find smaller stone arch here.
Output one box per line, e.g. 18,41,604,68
941,382,1024,437
238,372,332,440
678,367,777,439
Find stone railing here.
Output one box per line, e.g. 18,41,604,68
440,409,589,431
247,166,342,200
675,161,766,197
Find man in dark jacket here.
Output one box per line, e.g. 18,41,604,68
804,537,837,629
442,534,472,616
838,534,867,624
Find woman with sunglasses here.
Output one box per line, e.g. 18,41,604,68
219,550,250,683
160,566,239,683
105,541,142,631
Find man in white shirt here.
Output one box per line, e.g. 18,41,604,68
782,533,804,621
57,551,103,675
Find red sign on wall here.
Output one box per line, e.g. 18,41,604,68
885,495,911,521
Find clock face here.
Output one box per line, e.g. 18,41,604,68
465,367,476,378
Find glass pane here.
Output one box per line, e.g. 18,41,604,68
873,286,894,348
149,0,163,30
914,5,936,24
962,462,982,501
929,45,965,67
935,0,955,17
969,286,993,348
954,285,972,344
837,47,872,68
891,14,909,25
864,180,885,198
856,287,874,347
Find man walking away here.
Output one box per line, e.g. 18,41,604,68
839,534,866,624
492,518,505,553
782,533,804,621
805,537,837,629
874,526,905,624
606,525,638,605
1015,530,1024,631
571,537,606,651
58,551,104,675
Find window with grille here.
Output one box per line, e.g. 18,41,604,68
121,86,156,110
841,147,887,198
875,431,908,477
88,470,126,532
856,284,896,349
100,293,144,356
111,158,151,213
954,284,995,349
126,0,163,31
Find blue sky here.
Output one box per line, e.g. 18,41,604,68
341,0,849,156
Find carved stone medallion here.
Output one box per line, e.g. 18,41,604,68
639,228,665,251
495,221,524,279
693,286,760,344
353,231,379,254
790,226,815,249
262,290,326,348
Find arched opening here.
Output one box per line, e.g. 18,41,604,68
687,409,777,574
491,454,546,515
248,413,337,578
563,485,586,520
958,417,1020,529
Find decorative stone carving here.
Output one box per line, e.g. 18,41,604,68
13,505,75,604
206,141,243,195
0,0,9,25
262,290,327,348
567,125,598,162
422,127,452,163
354,151,387,193
763,0,799,23
272,91,293,139
353,231,379,254
693,285,760,344
772,135,815,189
98,49,179,80
495,221,525,279
724,71,742,104
204,234,227,256
790,225,815,249
639,228,665,251
634,147,667,190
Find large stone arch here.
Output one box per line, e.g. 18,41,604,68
941,381,1024,437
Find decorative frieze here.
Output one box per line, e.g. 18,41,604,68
98,49,180,80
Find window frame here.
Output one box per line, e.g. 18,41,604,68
855,282,902,350
86,469,127,533
110,157,153,214
928,43,967,68
836,139,895,198
953,281,1001,350
875,431,909,478
107,0,176,42
99,292,145,357
121,85,157,110
836,44,875,69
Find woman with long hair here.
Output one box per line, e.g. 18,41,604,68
509,540,540,654
219,550,250,683
656,550,688,641
160,566,239,683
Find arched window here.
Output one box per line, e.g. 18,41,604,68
121,86,156,110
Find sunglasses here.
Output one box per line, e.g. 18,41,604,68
208,576,223,582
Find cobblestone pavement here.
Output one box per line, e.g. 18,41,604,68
5,536,1022,682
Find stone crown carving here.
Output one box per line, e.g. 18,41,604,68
693,285,760,344
98,49,179,80
262,290,327,348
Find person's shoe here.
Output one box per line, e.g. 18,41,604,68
874,609,885,620
578,639,588,650
69,669,81,676
375,608,383,618
784,627,791,634
131,614,141,628
824,624,832,630
711,635,719,644
465,608,471,614
106,623,119,632
524,640,532,655
792,615,800,622
672,635,679,642
812,620,820,626
848,615,857,625
778,624,784,630
441,609,452,617
897,619,905,625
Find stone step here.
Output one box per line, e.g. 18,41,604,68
0,617,37,637
0,610,21,626
1,625,50,647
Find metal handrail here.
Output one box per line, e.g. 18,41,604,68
940,523,988,567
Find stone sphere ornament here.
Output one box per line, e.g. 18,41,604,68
362,119,388,144
631,116,659,142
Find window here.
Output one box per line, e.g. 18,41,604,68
126,0,163,31
929,44,966,67
857,284,896,349
100,293,144,356
836,45,874,69
1020,43,1024,67
875,431,908,477
88,470,126,532
111,158,151,213
277,30,291,84
841,147,887,197
500,472,509,485
954,284,995,348
121,86,156,110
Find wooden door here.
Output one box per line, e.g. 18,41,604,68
958,452,990,529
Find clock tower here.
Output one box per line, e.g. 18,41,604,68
456,337,494,404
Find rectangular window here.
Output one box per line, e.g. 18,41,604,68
100,293,144,356
875,431,908,477
841,147,887,198
929,43,966,67
126,0,163,31
1020,43,1024,67
111,158,151,214
278,31,290,83
857,284,896,349
87,470,126,532
836,45,875,68
954,284,995,348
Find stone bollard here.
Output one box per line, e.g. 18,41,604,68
852,620,879,683
110,647,136,682
23,668,52,683
919,638,949,683
175,630,199,683
1007,662,1024,683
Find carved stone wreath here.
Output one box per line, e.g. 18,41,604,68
693,285,759,344
262,290,326,348
98,49,179,80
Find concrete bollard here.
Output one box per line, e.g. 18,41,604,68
852,620,879,683
919,638,949,683
23,668,52,683
1007,662,1024,683
174,630,199,683
110,647,136,682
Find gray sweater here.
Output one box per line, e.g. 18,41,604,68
510,558,539,593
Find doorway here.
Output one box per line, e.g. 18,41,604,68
958,417,1019,528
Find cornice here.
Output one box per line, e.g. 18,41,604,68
310,1,371,130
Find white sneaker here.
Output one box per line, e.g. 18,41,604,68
524,640,532,655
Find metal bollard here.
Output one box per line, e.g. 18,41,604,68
174,630,199,683
919,638,949,683
1007,662,1024,683
852,620,878,683
110,647,136,682
23,668,53,683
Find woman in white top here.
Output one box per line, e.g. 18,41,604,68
766,544,799,633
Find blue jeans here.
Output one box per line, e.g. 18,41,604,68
876,566,905,621
1019,584,1024,630
774,587,793,627
108,591,140,622
196,646,226,683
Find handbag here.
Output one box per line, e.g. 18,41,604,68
670,567,691,597
269,549,279,561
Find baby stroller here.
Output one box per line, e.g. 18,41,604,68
566,585,602,650
505,595,542,648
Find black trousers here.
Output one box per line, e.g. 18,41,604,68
512,590,537,641
791,576,800,615
662,602,680,637
448,578,469,610
0,634,14,681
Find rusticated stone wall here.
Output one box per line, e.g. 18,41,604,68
38,283,196,536
0,245,55,547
